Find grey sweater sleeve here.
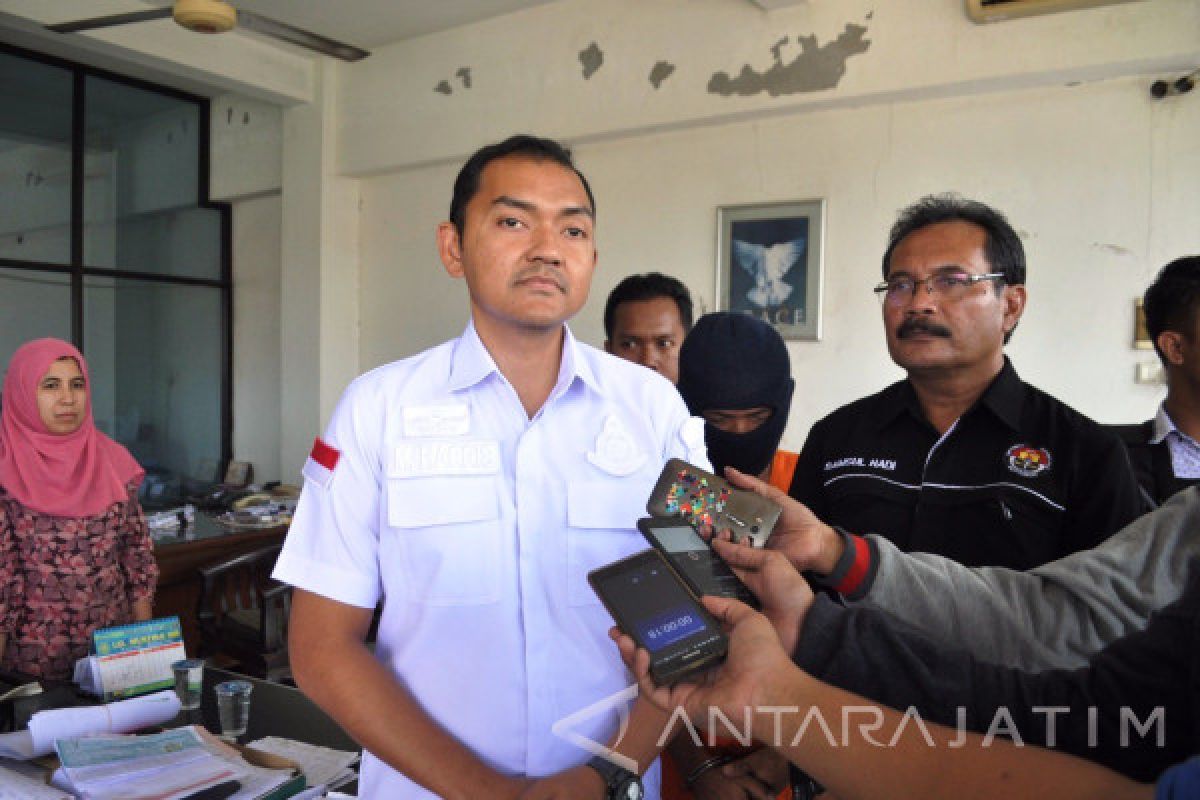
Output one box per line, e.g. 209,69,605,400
795,578,1198,783
855,487,1200,670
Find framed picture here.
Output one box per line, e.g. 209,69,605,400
716,199,824,341
1133,298,1153,350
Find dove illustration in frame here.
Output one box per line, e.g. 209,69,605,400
716,199,824,340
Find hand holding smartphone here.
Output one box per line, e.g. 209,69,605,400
588,549,728,685
646,459,781,546
637,516,759,608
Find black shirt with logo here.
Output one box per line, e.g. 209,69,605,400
789,360,1145,569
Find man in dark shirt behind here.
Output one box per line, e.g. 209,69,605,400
1112,255,1200,507
789,194,1143,570
603,272,693,385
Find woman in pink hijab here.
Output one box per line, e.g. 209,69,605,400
0,338,158,681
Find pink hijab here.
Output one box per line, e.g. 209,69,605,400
0,338,144,518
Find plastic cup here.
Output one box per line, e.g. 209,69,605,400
171,659,204,710
214,679,253,740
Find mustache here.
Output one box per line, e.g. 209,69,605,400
897,318,952,339
514,266,566,291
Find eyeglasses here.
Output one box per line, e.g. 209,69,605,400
873,271,1005,305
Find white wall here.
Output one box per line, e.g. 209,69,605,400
231,192,283,482
279,62,361,483
351,0,1200,452
210,94,283,203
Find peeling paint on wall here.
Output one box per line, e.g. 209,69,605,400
708,22,871,97
649,61,675,89
579,42,604,80
434,68,471,96
1093,242,1135,257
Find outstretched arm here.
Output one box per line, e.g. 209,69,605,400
860,489,1199,669
729,467,1199,670
616,597,1153,800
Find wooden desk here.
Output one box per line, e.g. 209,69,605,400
153,516,288,654
4,668,358,790
188,667,358,753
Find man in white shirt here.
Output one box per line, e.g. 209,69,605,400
274,135,706,799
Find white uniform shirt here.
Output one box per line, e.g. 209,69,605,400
274,322,707,799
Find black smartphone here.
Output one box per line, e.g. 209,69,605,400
588,549,727,685
638,516,760,609
646,458,781,546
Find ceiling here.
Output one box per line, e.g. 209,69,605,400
145,0,563,50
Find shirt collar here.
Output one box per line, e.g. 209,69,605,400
977,357,1025,431
553,325,604,398
877,380,923,431
877,356,1024,432
447,320,603,397
448,320,498,391
1152,404,1177,445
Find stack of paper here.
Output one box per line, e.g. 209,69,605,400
51,726,296,800
0,759,71,799
246,736,359,789
0,691,181,760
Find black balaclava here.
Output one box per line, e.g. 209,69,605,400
676,312,794,476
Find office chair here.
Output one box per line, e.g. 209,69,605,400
195,544,292,683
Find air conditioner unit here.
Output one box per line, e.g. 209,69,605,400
966,0,1143,23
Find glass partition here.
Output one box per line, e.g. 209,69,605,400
0,268,71,370
0,51,72,265
0,44,230,494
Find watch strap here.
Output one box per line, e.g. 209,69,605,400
585,755,642,799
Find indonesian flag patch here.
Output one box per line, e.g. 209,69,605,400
302,436,341,489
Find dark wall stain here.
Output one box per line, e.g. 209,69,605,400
649,61,676,89
435,68,472,97
579,42,604,79
708,22,871,98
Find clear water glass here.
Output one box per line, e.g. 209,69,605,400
214,679,253,740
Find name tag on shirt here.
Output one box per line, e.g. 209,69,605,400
389,438,500,478
403,404,470,438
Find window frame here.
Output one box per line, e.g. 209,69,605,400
0,41,233,472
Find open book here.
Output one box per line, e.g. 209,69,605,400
51,726,302,800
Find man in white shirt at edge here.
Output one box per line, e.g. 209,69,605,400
273,134,708,799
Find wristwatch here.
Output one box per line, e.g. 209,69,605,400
586,755,644,800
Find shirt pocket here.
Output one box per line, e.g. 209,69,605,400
918,485,1064,569
385,475,503,606
981,485,1065,567
566,480,647,606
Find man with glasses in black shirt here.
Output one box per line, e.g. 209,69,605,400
788,194,1143,572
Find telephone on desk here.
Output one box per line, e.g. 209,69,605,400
195,486,252,513
197,482,299,514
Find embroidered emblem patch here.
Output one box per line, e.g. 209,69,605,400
587,415,646,476
1005,444,1052,478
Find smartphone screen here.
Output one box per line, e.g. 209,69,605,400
640,519,759,607
589,550,726,683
